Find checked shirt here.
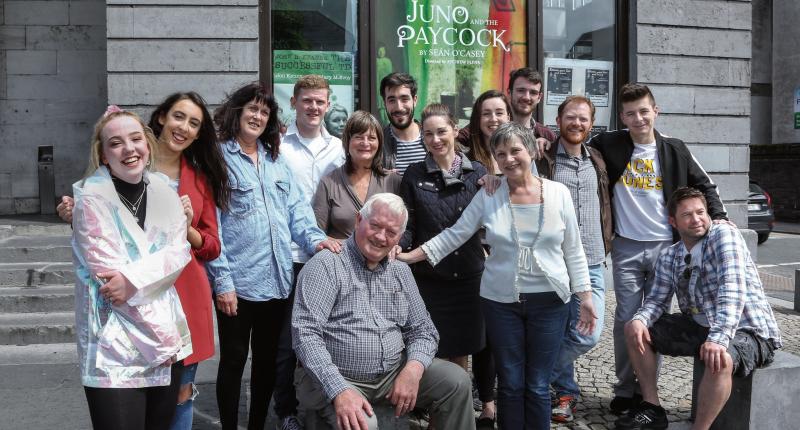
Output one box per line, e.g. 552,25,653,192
292,237,439,401
632,222,782,349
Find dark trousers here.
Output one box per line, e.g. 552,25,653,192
84,361,183,430
473,340,497,403
482,293,570,430
216,297,288,430
270,263,304,419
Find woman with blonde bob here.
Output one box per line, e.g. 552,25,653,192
72,107,192,430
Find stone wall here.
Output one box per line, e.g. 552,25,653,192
106,0,259,119
0,0,107,214
635,0,752,226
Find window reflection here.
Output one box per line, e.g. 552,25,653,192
271,0,359,127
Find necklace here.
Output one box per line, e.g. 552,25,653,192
117,186,146,222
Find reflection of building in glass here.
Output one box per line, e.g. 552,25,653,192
544,0,614,60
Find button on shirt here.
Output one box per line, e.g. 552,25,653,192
292,238,439,401
207,139,326,301
632,223,782,349
552,144,605,265
281,122,345,262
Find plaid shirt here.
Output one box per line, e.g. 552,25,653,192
632,223,782,349
292,238,439,401
552,144,605,265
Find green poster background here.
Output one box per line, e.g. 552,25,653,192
273,50,354,126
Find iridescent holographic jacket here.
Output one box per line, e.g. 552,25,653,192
72,166,192,388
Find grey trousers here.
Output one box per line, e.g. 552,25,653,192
611,235,672,397
295,359,476,430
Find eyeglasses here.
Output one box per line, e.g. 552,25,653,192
682,254,692,280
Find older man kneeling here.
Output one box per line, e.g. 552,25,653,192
292,193,475,430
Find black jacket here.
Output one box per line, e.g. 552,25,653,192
399,154,488,281
535,138,613,254
588,129,727,242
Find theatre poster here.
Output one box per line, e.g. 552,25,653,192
375,0,529,126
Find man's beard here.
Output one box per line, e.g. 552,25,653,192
388,107,415,130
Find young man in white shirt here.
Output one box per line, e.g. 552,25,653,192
587,83,727,415
275,74,346,430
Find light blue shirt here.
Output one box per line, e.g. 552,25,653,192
207,139,326,301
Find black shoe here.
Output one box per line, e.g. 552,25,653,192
475,415,496,430
614,402,668,430
609,393,643,415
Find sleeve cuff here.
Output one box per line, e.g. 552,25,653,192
322,375,351,402
631,314,650,328
213,276,235,295
407,350,434,369
420,243,440,266
706,331,731,349
571,282,592,294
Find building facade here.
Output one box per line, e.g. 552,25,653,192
1,0,786,227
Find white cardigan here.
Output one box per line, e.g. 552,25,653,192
423,177,591,303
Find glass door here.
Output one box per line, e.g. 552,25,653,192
542,0,616,135
270,0,360,134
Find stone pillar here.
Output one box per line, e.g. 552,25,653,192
635,0,752,227
106,0,260,117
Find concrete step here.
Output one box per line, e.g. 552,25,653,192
0,262,75,287
0,220,72,240
0,285,74,313
0,236,72,263
0,312,75,345
0,342,77,366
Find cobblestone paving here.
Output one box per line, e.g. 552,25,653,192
550,294,800,430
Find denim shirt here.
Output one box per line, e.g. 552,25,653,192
207,139,326,301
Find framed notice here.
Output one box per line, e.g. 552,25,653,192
546,67,573,105
273,50,355,127
543,57,614,137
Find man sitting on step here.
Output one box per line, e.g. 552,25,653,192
292,193,475,430
619,187,782,430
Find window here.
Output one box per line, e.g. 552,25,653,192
542,0,616,134
270,0,359,127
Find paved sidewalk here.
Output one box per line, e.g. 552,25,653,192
773,221,800,235
552,283,800,430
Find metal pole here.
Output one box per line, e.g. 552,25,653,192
794,269,800,313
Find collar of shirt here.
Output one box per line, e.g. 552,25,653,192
283,120,334,146
556,141,590,160
388,120,422,143
345,236,389,273
224,138,267,158
424,152,475,186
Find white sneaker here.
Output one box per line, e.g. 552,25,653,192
278,415,304,430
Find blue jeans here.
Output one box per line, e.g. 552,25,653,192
169,362,198,430
550,264,607,398
482,293,570,430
